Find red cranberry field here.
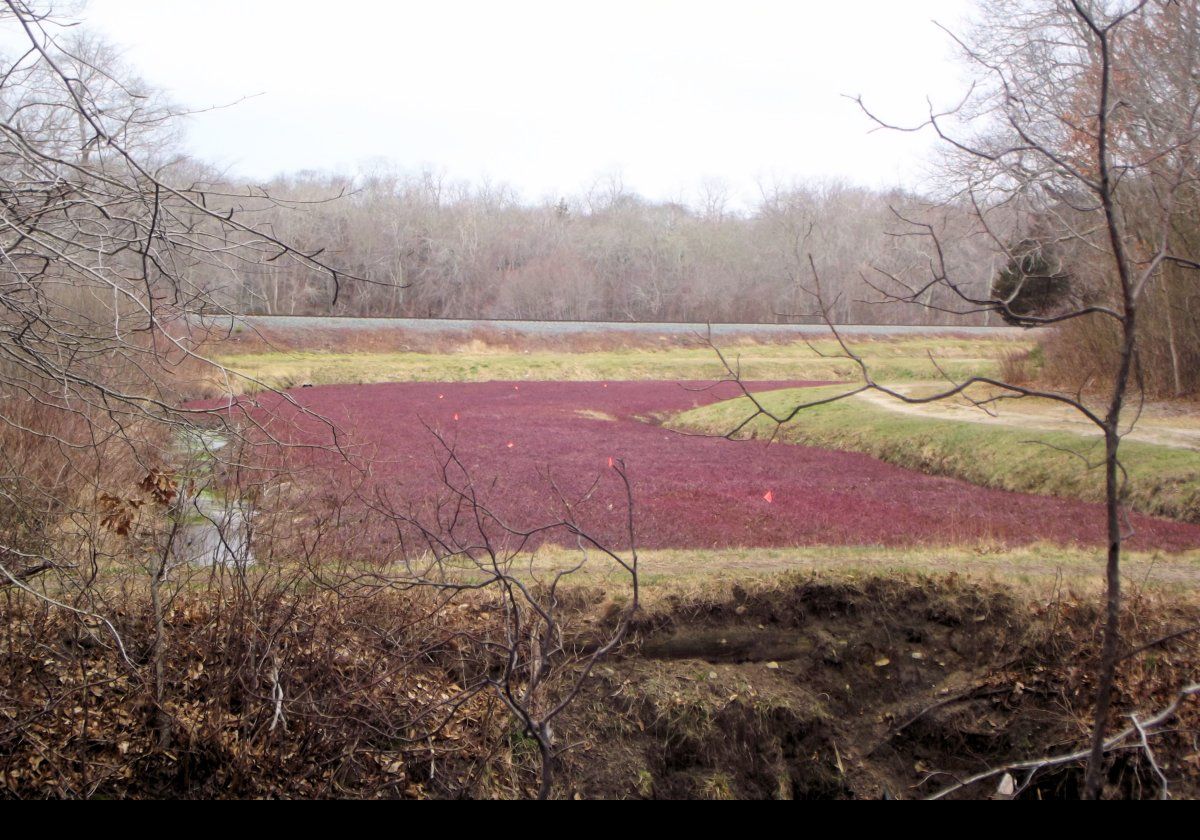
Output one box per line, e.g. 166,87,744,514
223,380,1200,553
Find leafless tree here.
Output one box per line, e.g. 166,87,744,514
0,2,640,798
0,0,372,617
363,431,640,799
0,0,383,784
709,0,1200,799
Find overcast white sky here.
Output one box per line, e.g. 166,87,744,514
81,0,974,206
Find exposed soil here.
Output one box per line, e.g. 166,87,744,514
5,571,1196,798
557,575,1200,799
209,380,1200,552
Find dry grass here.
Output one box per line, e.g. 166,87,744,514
218,323,1012,356
507,543,1200,605
208,334,1029,392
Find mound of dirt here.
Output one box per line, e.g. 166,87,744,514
558,575,1200,799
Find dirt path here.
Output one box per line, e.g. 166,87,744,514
856,387,1200,450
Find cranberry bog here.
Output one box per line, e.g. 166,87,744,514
46,377,1200,800
211,380,1200,554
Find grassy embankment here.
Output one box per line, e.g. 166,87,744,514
212,335,1023,391
670,384,1200,524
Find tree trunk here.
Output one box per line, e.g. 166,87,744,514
1164,281,1183,398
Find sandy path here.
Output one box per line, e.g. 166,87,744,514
856,387,1200,450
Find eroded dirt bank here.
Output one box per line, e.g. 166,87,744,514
556,575,1200,799
3,572,1196,798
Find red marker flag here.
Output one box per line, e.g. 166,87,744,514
507,441,515,449
453,413,459,421
763,490,774,503
607,456,615,469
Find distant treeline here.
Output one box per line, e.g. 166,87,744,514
217,170,1000,325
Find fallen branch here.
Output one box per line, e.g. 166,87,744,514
0,559,54,588
924,682,1200,800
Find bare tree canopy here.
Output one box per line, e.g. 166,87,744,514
724,0,1200,798
1,2,638,800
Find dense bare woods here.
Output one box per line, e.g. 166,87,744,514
224,169,1002,325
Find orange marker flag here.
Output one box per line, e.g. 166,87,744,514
763,490,774,503
607,456,615,469
507,441,515,449
453,413,460,421
438,393,444,400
